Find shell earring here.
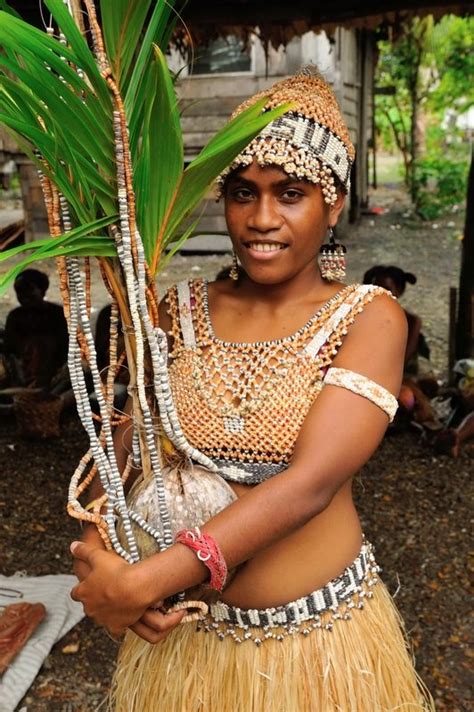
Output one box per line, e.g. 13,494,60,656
319,227,347,281
229,250,239,281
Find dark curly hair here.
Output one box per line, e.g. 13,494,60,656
14,268,49,294
363,265,416,296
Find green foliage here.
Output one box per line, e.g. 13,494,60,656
429,15,474,112
0,1,289,290
413,153,469,220
375,14,473,215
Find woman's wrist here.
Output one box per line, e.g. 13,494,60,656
133,543,210,607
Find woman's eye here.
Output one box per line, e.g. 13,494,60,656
232,188,254,201
281,189,303,201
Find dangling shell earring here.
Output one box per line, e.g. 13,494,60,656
319,227,347,281
229,250,239,281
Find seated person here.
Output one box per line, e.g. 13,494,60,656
434,412,474,457
2,269,68,389
363,265,438,427
363,266,429,374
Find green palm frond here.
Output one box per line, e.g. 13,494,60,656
134,44,184,261
0,0,290,291
160,98,289,255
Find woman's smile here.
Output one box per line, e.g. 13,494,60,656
244,240,289,259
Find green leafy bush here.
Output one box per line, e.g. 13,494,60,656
413,153,469,220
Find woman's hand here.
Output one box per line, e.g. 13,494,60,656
73,525,107,583
70,541,186,641
129,606,186,644
70,541,150,635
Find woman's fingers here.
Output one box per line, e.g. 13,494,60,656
128,606,186,644
141,606,186,631
73,560,91,583
129,620,172,644
70,540,97,563
70,582,83,603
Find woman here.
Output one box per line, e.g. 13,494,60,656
363,265,440,427
71,71,433,711
363,265,428,377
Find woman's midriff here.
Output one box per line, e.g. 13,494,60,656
220,479,363,609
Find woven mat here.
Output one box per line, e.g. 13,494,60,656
0,574,83,712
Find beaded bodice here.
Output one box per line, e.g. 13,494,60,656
166,279,386,484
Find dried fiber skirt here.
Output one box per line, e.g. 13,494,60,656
111,573,434,711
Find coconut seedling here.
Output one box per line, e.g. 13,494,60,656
0,0,289,587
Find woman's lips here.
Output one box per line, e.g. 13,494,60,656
243,241,288,260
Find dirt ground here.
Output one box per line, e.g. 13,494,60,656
0,187,472,710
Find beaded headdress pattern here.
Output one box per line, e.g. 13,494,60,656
218,67,355,205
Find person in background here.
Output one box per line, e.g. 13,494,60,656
363,265,439,427
3,268,68,388
363,266,429,374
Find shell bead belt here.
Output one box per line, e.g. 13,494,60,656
198,542,380,645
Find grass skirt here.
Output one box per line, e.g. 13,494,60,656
111,577,434,711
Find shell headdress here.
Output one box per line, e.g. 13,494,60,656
218,67,355,205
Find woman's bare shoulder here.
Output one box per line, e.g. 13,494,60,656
331,290,408,388
353,290,407,336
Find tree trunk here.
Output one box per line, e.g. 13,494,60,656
409,85,418,203
455,149,474,360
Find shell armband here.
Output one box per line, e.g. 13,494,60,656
324,367,398,422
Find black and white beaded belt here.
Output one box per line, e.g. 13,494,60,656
212,458,286,485
198,541,380,644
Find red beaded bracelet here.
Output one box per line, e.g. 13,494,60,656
175,527,228,592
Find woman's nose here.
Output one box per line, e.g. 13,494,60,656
247,196,283,233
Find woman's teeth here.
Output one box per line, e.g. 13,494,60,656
247,242,285,252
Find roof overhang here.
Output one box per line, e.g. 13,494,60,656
6,1,474,42
182,0,473,25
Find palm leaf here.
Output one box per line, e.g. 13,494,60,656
125,1,184,143
0,239,116,293
0,1,288,276
0,113,101,223
160,216,201,270
0,215,118,263
134,44,183,262
0,12,100,101
100,0,153,92
0,216,118,293
157,100,292,261
0,52,113,170
43,0,111,109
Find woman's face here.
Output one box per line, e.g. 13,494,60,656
224,161,345,285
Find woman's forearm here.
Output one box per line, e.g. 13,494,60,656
135,466,330,606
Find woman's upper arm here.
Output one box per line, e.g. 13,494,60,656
290,294,407,502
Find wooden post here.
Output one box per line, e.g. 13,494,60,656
470,293,474,357
455,149,474,359
371,48,377,190
16,157,49,241
448,287,457,382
